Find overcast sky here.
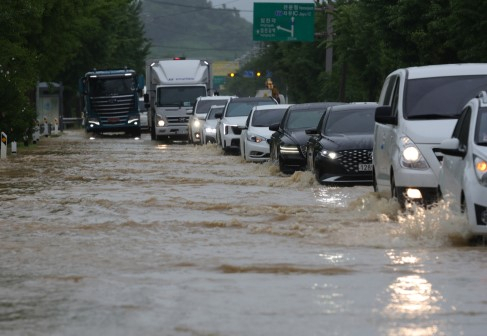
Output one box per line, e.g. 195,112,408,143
211,0,315,23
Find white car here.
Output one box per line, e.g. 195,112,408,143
215,97,277,154
240,104,292,162
373,63,487,209
188,95,235,144
436,91,487,236
202,105,225,144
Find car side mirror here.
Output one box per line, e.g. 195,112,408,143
269,123,279,131
375,106,397,125
435,138,466,158
305,128,318,135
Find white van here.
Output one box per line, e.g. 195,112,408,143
373,63,487,208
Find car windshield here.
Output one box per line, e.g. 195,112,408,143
89,76,135,97
475,108,487,145
195,99,229,115
226,101,275,117
251,108,287,127
323,108,376,135
285,109,325,130
157,86,206,107
405,75,487,120
207,107,224,120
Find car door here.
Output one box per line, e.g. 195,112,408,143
442,106,471,201
374,74,400,190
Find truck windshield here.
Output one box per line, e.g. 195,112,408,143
89,76,135,97
157,86,206,107
405,75,487,120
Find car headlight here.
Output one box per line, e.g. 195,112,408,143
399,136,428,169
474,155,487,186
155,114,165,127
280,144,300,154
193,119,201,128
247,133,266,143
319,150,340,159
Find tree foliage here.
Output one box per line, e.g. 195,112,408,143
232,0,487,104
0,0,150,140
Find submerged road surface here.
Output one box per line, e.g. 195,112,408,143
1,130,486,336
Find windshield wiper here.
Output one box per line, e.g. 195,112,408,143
407,114,458,120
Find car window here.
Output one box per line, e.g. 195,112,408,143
323,109,375,135
207,107,223,119
475,107,487,145
226,101,275,117
405,75,487,119
195,99,229,115
457,107,471,148
251,109,287,127
285,109,324,130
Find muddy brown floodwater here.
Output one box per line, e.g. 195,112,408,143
1,130,486,336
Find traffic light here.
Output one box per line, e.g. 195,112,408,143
256,71,262,77
228,72,237,78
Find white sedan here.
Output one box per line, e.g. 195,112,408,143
437,91,487,237
202,105,225,144
240,104,292,162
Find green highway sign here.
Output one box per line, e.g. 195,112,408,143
253,2,315,42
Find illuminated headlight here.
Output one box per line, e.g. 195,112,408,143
193,119,201,128
128,118,139,124
156,114,165,127
474,155,487,186
247,133,266,143
399,136,428,169
320,150,340,159
280,144,299,154
205,127,216,134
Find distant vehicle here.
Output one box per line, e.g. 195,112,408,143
189,95,235,144
239,104,292,162
138,98,148,132
202,105,225,144
215,97,277,154
269,102,345,174
373,63,487,209
436,91,487,237
305,103,377,185
79,69,143,136
144,58,212,141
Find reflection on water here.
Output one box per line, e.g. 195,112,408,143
382,251,445,336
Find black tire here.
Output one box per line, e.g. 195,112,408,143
372,168,378,192
391,172,406,210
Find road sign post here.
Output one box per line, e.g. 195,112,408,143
253,3,315,42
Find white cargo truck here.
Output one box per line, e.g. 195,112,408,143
145,58,212,141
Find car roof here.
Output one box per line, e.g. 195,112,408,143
328,102,378,112
394,63,487,80
252,104,292,111
229,97,276,102
288,102,346,111
197,95,235,101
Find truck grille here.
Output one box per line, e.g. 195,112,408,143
90,94,135,125
167,116,190,124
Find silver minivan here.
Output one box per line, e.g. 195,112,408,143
373,63,487,208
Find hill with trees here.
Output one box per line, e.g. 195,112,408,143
141,0,253,60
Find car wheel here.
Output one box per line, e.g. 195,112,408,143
270,143,279,165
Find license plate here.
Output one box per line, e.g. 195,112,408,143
358,163,373,171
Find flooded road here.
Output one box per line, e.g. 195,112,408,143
1,130,486,336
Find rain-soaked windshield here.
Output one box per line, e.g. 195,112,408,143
405,75,487,119
285,109,325,130
89,76,135,96
157,86,206,107
251,108,287,127
323,108,376,135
